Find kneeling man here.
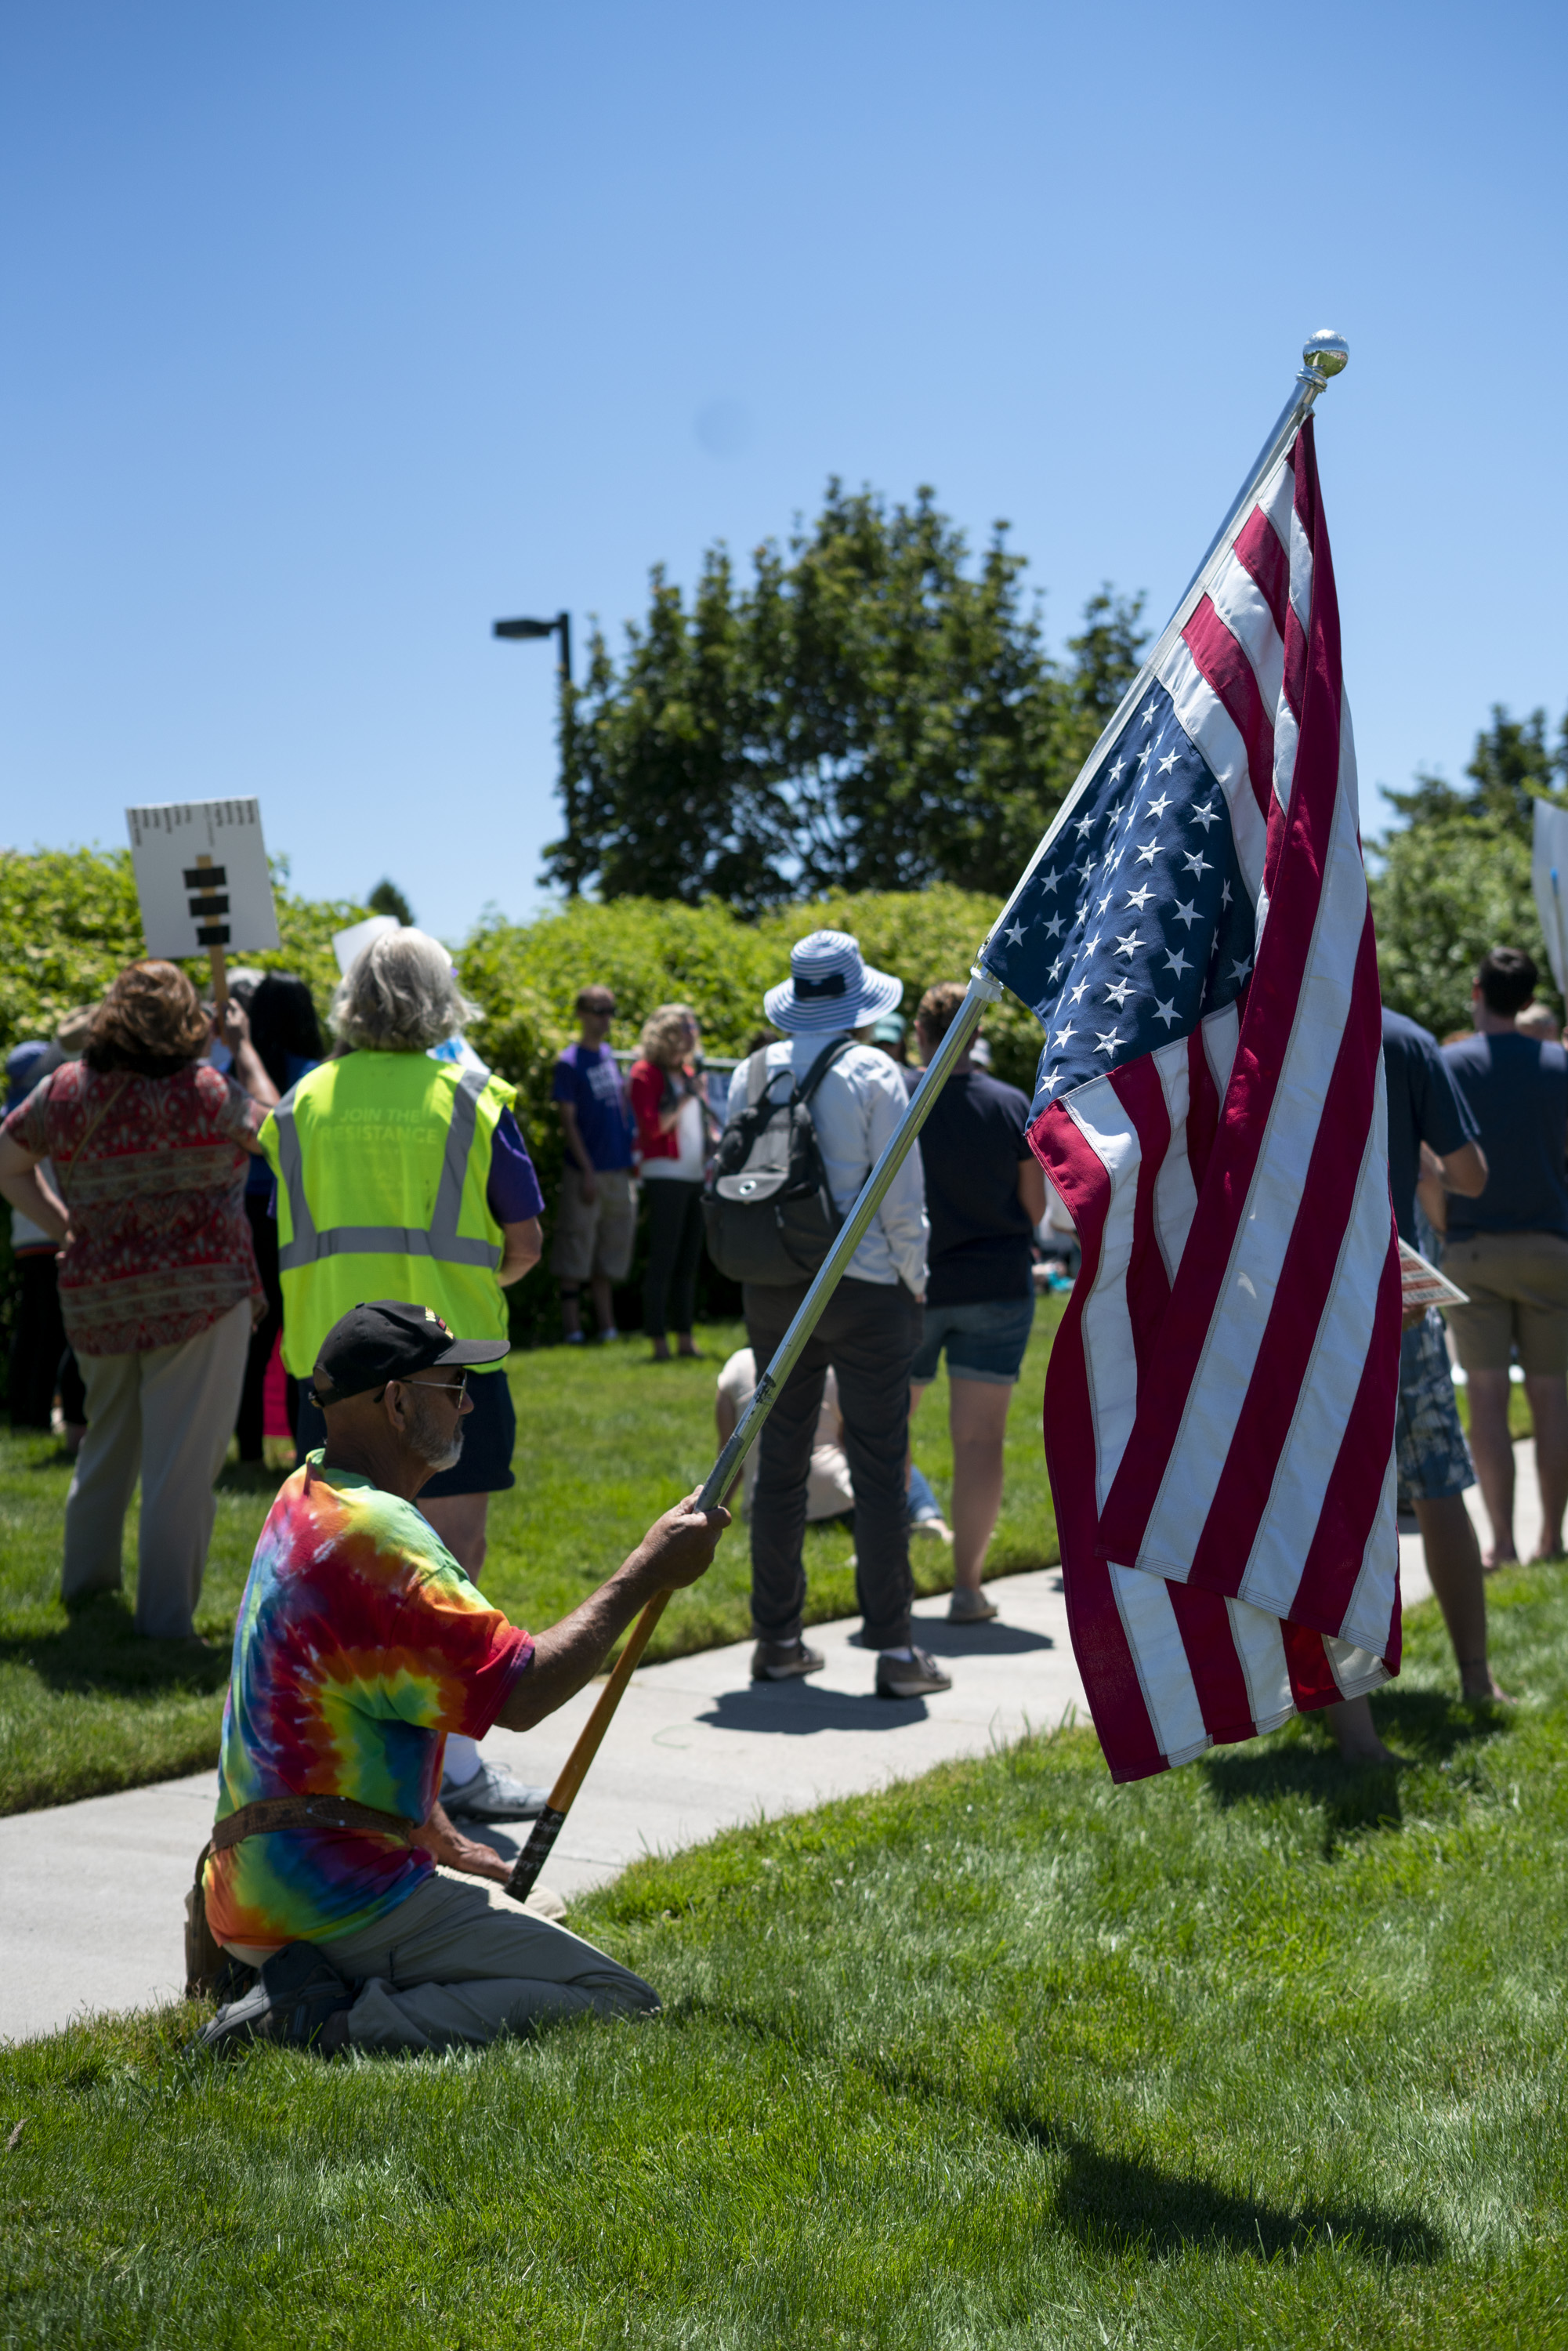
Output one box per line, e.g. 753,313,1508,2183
201,1299,726,2054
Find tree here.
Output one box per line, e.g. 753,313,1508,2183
546,484,1146,910
1371,702,1568,1038
368,878,415,925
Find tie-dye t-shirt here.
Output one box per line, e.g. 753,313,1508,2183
204,1455,533,1950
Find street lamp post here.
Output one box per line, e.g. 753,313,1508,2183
493,610,577,894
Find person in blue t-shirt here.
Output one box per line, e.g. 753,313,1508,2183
907,983,1045,1624
1441,946,1568,1567
550,986,636,1347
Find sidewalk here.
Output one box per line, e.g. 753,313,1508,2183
0,1446,1531,2045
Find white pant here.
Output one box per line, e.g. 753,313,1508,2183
63,1299,252,1639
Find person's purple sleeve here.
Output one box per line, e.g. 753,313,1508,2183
549,1052,578,1105
487,1109,545,1224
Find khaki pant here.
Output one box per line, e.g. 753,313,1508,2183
550,1164,636,1285
316,1867,659,2053
1443,1230,1568,1375
63,1299,252,1639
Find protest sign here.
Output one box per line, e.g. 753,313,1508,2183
125,799,280,1008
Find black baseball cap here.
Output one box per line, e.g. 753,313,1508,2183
312,1301,510,1404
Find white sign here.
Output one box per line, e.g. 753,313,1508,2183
125,799,281,960
331,913,400,975
1533,798,1568,999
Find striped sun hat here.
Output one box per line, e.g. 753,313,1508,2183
762,930,904,1035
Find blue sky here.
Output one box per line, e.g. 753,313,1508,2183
3,2,1563,944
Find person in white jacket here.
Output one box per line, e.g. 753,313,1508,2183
728,931,947,1702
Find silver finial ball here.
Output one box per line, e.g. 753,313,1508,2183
1303,329,1349,379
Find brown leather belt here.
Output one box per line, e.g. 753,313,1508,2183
211,1795,414,1851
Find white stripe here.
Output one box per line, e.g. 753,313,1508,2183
1237,1109,1392,1639
1155,638,1268,900
1150,1034,1196,1287
1257,458,1296,571
1340,1434,1398,1661
1273,500,1315,810
1226,1596,1294,1734
1065,1080,1143,1510
1108,1563,1210,1764
1285,485,1314,642
1208,551,1285,727
1133,731,1370,1574
1325,1632,1391,1701
1202,1002,1240,1106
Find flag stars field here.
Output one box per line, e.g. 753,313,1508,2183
992,680,1255,1120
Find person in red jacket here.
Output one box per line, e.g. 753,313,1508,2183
628,1004,711,1363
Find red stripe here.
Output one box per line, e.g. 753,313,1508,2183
1291,1224,1402,1632
1097,420,1345,1566
1030,1101,1166,1783
1281,1619,1342,1715
1181,908,1385,1610
1186,1026,1220,1190
1233,505,1290,640
1168,1583,1258,1745
1106,1058,1171,1379
1182,596,1275,817
1383,1567,1403,1676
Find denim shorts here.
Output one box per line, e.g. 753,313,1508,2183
1394,1309,1473,1508
910,1295,1035,1387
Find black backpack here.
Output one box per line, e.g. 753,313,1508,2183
702,1039,853,1285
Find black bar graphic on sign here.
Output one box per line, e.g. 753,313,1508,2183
183,865,227,888
196,925,231,947
187,893,230,918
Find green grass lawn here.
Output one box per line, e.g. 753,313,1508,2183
0,1309,1064,1817
4,1565,1565,2347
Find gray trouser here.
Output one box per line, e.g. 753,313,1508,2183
317,1868,660,2053
63,1299,252,1639
744,1274,922,1652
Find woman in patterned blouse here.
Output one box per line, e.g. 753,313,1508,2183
0,962,279,1639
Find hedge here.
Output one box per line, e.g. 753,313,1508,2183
1,856,1034,1364
0,846,366,1056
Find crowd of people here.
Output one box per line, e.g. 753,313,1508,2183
0,918,1562,2052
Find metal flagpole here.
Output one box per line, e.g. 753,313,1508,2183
977,329,1349,955
503,326,1349,1903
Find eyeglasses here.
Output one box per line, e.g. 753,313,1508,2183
373,1369,470,1402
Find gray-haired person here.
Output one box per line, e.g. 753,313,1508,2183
260,926,548,1822
730,931,950,1700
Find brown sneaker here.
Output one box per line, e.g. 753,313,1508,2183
875,1646,953,1700
948,1586,998,1622
751,1638,825,1682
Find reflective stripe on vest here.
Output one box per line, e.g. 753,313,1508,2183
273,1063,502,1274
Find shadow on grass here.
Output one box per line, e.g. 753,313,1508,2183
1201,1748,1407,1841
1007,2114,1443,2266
1200,1690,1515,1852
0,1595,230,1697
671,1997,1440,2268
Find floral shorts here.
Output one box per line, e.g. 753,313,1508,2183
1394,1308,1474,1509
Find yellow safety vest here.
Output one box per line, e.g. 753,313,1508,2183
260,1052,513,1378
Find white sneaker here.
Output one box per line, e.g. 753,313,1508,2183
441,1760,549,1821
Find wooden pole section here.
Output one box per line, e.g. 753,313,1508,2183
505,1591,672,1899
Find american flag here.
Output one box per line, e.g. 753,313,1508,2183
987,419,1401,1781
